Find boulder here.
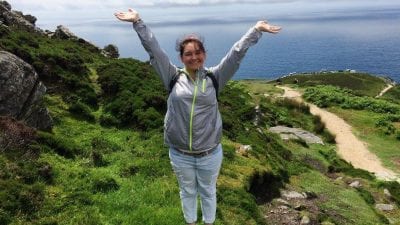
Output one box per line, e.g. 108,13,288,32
269,126,324,144
0,1,41,33
375,203,395,212
102,44,120,58
0,51,52,130
53,25,78,40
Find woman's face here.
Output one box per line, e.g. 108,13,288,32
180,41,206,73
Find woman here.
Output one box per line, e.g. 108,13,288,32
115,8,281,225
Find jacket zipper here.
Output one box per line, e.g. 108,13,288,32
189,74,199,152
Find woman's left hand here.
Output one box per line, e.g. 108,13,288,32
255,21,281,34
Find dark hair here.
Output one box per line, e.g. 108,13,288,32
176,33,205,57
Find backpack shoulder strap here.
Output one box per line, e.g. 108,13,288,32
206,71,219,100
169,69,219,101
169,69,183,94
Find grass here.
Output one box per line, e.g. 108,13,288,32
275,72,388,97
239,80,283,103
290,171,389,225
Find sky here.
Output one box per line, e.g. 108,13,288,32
10,0,400,29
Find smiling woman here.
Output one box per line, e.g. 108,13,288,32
114,7,281,225
10,0,400,82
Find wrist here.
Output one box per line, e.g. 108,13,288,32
133,18,142,23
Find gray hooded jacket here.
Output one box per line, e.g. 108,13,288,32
133,20,262,152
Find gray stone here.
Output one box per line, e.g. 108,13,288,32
0,51,52,130
375,203,394,211
54,25,78,40
383,189,391,197
281,190,307,200
300,215,311,224
349,181,361,188
269,126,324,144
0,1,41,33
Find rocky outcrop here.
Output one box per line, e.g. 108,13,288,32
53,25,78,40
269,126,324,145
0,1,42,33
0,51,52,130
102,44,120,58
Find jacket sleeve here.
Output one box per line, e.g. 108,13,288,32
133,20,177,89
210,26,262,90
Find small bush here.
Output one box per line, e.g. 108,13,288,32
0,208,11,225
91,150,108,167
99,113,120,127
312,115,325,134
91,137,120,153
322,130,336,144
68,101,95,122
92,177,119,193
120,164,139,177
356,187,375,205
37,132,81,158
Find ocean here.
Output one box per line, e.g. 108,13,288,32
36,6,400,83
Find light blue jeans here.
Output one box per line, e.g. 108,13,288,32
169,144,223,224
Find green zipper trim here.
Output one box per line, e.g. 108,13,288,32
189,76,199,151
202,78,206,92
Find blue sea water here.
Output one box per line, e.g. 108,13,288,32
38,6,400,83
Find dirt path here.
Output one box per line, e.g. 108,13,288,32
278,86,399,181
376,84,394,98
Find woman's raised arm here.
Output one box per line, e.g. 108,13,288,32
114,8,177,89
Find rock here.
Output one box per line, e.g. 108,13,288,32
294,203,306,211
102,44,119,58
0,51,52,130
281,190,307,200
0,1,41,33
275,198,290,206
321,221,335,225
383,189,391,198
300,215,311,224
375,203,394,211
236,144,252,156
269,126,324,144
54,25,78,40
349,180,361,188
0,1,11,11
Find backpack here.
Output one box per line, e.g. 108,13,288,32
169,70,219,100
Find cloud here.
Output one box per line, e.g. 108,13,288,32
11,0,299,11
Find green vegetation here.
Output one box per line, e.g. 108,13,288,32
1,19,400,225
275,72,388,97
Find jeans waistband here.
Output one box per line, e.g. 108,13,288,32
173,146,218,158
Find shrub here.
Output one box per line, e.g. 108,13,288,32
92,177,119,193
91,150,108,167
356,187,375,205
99,113,120,127
90,136,120,153
312,115,325,134
103,44,119,58
37,132,81,158
68,101,95,122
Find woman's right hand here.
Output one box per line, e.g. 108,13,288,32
114,8,140,23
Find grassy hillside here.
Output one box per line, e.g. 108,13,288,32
1,18,400,225
274,72,389,97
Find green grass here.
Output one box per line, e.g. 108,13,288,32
239,80,283,103
274,72,388,97
291,171,388,225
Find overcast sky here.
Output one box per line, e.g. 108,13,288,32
9,0,400,30
9,0,400,9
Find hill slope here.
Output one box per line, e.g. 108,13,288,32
1,3,400,225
